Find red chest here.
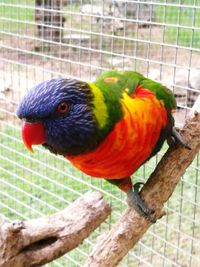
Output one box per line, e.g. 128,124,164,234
66,93,167,179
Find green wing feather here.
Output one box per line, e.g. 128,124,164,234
94,70,176,111
88,69,176,141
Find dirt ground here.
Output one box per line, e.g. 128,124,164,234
0,25,200,267
0,26,200,127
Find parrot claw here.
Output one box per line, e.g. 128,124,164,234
127,182,156,223
171,127,191,150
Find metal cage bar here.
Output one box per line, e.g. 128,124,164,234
0,1,199,266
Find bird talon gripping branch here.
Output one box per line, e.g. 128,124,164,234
172,127,191,150
127,183,156,223
17,70,179,216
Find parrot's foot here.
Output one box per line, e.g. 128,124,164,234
171,127,191,150
127,182,156,223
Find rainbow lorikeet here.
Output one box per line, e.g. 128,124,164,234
17,70,188,222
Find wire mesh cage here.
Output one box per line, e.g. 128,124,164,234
0,0,200,266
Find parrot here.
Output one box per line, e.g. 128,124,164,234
17,70,188,222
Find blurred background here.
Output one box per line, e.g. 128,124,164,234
0,0,199,266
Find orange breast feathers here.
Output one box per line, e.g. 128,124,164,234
66,89,167,179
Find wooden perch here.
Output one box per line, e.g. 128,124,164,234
1,108,199,267
0,191,111,267
84,113,200,267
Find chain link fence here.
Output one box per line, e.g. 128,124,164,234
0,0,200,266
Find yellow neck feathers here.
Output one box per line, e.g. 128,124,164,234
88,83,108,129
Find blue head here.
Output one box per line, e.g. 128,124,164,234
17,79,99,155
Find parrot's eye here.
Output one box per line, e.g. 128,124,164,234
57,102,69,114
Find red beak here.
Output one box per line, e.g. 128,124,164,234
22,121,46,152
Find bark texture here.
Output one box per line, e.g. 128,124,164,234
84,113,200,267
0,191,111,267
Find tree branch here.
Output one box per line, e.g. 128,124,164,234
84,113,200,267
0,191,111,267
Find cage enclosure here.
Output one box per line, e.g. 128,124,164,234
0,1,200,266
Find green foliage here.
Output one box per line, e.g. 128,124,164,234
155,1,200,48
0,123,199,266
0,0,34,32
1,0,199,49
